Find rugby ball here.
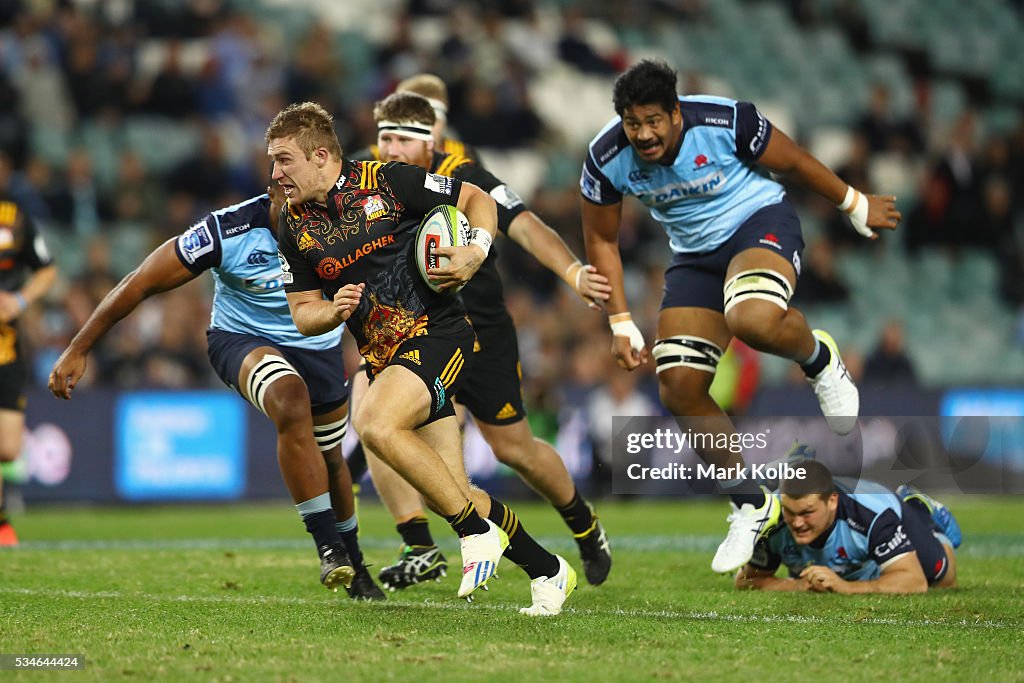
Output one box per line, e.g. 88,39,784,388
415,205,472,293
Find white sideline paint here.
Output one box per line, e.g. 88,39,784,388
6,535,1022,557
0,587,1014,630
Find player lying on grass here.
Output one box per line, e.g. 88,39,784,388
269,101,576,615
735,459,960,593
48,183,384,600
354,91,613,592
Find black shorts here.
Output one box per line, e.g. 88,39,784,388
662,199,804,312
385,325,476,426
206,329,349,415
900,500,951,584
0,357,27,412
0,323,26,412
455,320,526,425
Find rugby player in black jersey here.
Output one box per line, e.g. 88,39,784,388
0,163,57,546
269,102,576,615
358,92,614,590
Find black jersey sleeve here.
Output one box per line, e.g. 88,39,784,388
278,204,326,294
735,101,774,160
18,208,53,270
452,163,526,236
868,508,915,567
381,162,465,222
173,214,222,274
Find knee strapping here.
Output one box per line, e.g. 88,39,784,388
313,417,347,453
245,354,301,416
652,336,723,374
723,269,793,315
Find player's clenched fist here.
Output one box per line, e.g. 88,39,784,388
332,282,364,323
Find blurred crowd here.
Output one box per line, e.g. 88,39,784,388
2,1,1024,462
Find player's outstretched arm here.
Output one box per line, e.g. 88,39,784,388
507,211,611,310
432,182,498,291
756,127,901,240
735,564,810,591
582,198,647,370
0,264,56,324
48,239,196,399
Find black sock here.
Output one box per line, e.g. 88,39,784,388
346,441,368,483
337,516,363,567
487,496,559,580
800,338,831,377
397,515,435,548
445,502,488,537
556,490,596,537
0,499,7,526
302,509,342,557
728,490,767,509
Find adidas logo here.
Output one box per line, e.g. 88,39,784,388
495,403,518,420
399,349,421,365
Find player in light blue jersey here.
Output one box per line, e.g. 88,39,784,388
735,460,959,593
581,60,902,574
48,184,384,600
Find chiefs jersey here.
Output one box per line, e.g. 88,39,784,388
277,159,471,373
0,197,52,294
426,151,526,329
366,146,527,331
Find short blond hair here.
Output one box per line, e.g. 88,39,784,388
265,101,342,160
396,73,449,109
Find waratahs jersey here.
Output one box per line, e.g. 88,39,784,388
750,480,914,582
581,95,786,254
173,194,340,351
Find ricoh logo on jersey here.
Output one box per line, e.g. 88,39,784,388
642,171,726,203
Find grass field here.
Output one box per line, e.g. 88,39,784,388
2,497,1023,682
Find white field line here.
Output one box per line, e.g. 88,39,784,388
0,587,1015,631
5,535,1023,557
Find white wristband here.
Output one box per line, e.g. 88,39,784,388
838,186,874,238
609,313,646,353
469,227,492,256
564,262,584,292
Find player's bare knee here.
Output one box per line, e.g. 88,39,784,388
726,302,784,350
0,443,21,462
657,366,715,415
262,377,312,433
722,268,792,349
490,435,534,468
359,417,399,462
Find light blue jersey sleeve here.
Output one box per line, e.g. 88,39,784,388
174,195,340,350
582,95,787,253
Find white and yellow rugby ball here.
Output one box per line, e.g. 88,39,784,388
415,205,472,293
